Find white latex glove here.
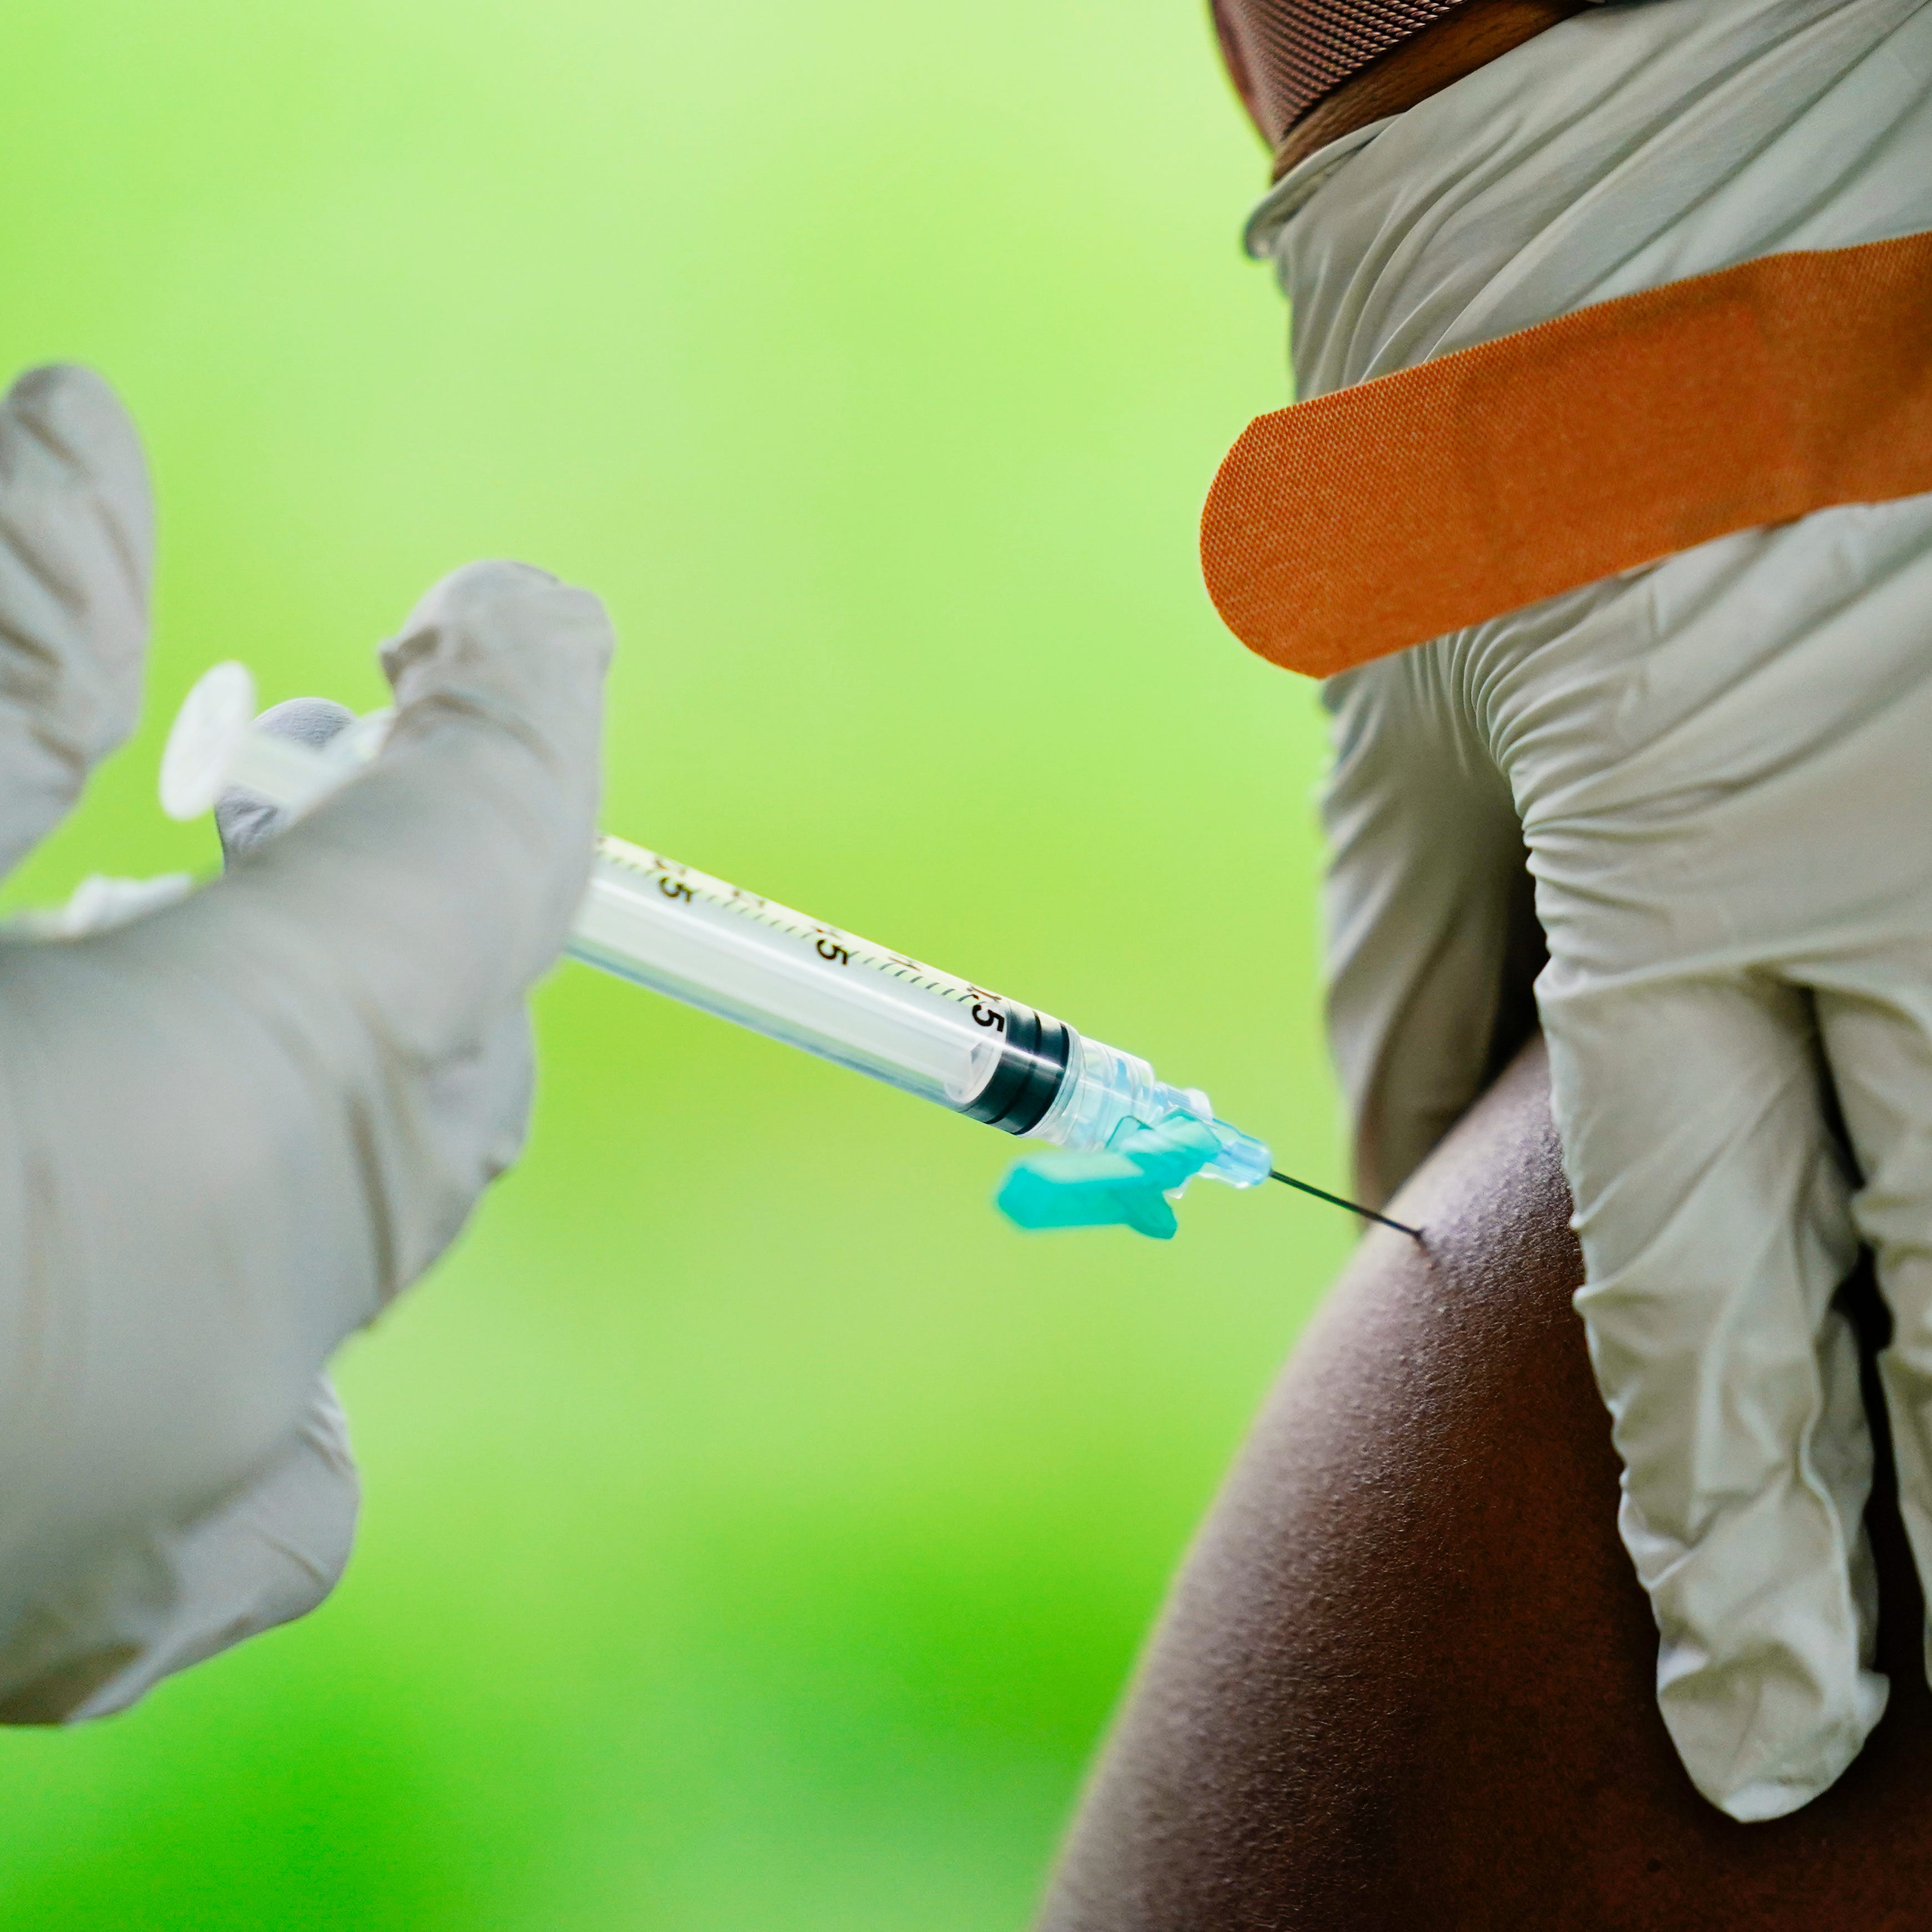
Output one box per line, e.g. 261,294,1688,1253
0,363,610,1720
1254,0,1932,1820
1320,659,1542,1208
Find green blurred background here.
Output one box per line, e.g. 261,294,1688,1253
0,4,1345,1924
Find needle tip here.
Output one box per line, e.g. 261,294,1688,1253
1268,1170,1423,1242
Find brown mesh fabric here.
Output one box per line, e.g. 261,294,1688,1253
1260,0,1589,180
1212,0,1481,144
1201,230,1932,680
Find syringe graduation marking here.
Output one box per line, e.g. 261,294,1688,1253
597,836,1000,1012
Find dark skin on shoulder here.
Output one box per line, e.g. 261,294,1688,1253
1034,1041,1932,1929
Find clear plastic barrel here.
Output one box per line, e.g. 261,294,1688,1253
571,843,1267,1181
574,838,1034,1114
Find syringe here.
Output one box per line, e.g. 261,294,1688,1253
159,663,1418,1234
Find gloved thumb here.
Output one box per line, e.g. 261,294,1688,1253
370,559,609,972
205,559,611,1064
380,559,606,842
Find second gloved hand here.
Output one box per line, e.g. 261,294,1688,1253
1263,0,1932,1822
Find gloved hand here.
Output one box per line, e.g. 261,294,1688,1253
0,363,610,1720
1251,0,1932,1821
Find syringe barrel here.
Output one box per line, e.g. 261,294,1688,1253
574,839,1071,1132
575,842,1270,1188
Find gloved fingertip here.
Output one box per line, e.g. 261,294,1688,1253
4,363,147,476
6,362,128,428
378,560,614,709
384,560,560,654
2,363,154,584
405,559,561,620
